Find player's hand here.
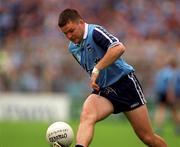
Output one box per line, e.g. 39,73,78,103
90,67,100,91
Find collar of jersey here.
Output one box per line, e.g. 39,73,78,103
83,23,88,39
75,23,88,47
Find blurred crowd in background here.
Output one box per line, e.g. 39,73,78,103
0,0,179,98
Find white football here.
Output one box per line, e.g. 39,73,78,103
46,121,74,147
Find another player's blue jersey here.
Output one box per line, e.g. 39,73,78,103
174,69,180,96
68,23,134,88
154,66,175,94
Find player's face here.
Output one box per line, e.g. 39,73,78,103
60,20,84,44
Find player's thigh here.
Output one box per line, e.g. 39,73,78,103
81,94,114,122
124,105,154,136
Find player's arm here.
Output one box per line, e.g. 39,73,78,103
95,44,125,71
91,26,125,90
92,26,125,71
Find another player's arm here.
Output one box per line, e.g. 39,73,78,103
166,77,176,104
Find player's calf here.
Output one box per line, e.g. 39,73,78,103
140,133,167,147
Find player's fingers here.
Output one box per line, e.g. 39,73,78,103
90,72,100,90
91,82,99,91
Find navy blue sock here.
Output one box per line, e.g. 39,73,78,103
75,145,84,147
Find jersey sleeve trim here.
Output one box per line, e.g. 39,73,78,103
108,42,122,49
93,26,121,51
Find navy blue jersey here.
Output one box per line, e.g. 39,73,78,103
68,23,134,88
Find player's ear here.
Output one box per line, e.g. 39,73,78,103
79,19,84,24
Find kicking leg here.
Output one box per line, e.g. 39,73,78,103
124,105,167,147
76,94,114,147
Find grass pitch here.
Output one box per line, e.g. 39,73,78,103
0,119,179,147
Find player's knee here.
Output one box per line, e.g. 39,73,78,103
80,108,97,125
